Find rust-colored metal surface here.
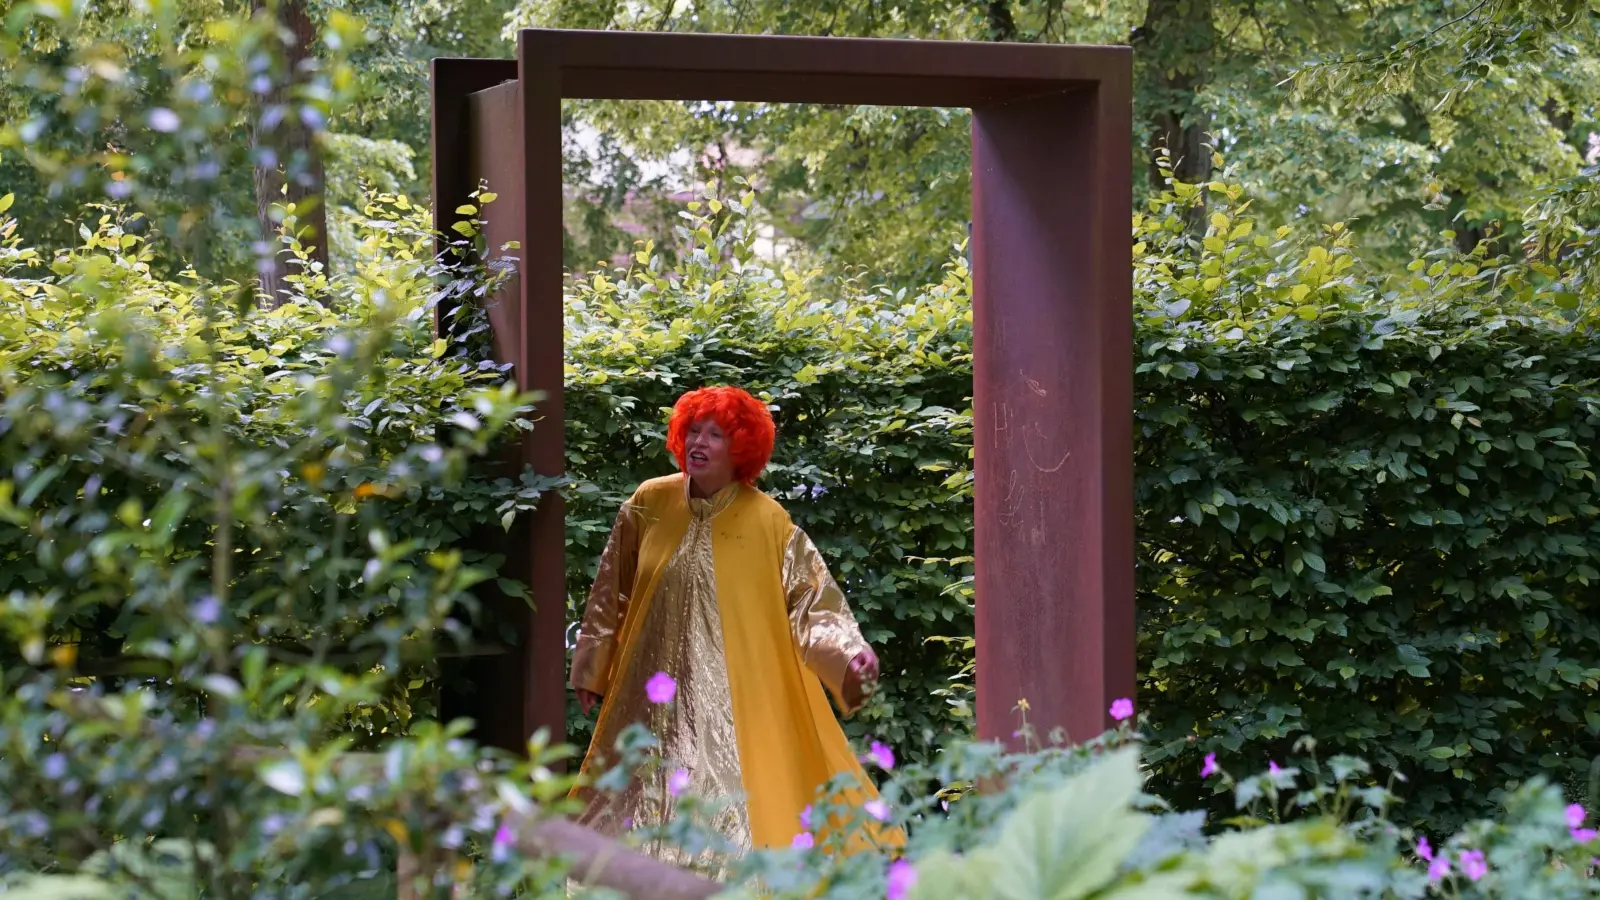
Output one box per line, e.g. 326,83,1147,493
430,29,1134,756
430,58,515,332
971,82,1135,748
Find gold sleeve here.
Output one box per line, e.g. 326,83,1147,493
570,499,641,696
783,527,870,712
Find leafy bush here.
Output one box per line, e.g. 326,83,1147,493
0,182,603,896
579,695,1600,899
562,187,976,755
5,6,1600,894
1132,176,1600,833
560,174,1600,834
0,186,556,734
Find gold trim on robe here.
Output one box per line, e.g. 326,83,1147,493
573,482,750,861
569,500,640,697
570,474,882,855
783,528,870,711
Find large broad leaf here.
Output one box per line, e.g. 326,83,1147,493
81,839,212,900
904,849,1008,900
913,746,1153,900
1096,871,1198,900
983,746,1152,900
0,876,118,900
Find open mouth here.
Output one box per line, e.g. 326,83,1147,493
689,451,708,466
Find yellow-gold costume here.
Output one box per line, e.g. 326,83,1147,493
570,473,879,850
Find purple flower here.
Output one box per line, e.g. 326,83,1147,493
147,108,181,133
1268,761,1282,775
1109,698,1134,721
865,741,896,771
865,799,890,822
490,822,514,861
1416,836,1434,862
1428,855,1451,882
800,805,813,830
792,831,814,850
1201,753,1219,778
668,769,690,797
1568,803,1587,829
645,671,677,704
886,859,918,900
1459,849,1487,882
1572,827,1598,844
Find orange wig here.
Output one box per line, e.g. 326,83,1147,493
666,387,776,484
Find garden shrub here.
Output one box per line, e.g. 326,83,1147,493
561,195,976,756
561,177,1600,834
1132,180,1600,833
0,186,555,737
0,186,585,894
3,7,1599,891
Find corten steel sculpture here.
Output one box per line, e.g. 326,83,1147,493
430,29,1134,758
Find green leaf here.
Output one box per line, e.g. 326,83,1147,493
0,875,118,900
980,747,1151,900
259,760,307,796
150,491,193,542
1531,611,1549,635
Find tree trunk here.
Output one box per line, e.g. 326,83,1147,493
1132,0,1216,229
251,0,329,308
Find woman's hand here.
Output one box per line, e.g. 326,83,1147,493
841,647,880,711
577,688,603,716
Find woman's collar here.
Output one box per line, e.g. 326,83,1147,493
683,474,741,516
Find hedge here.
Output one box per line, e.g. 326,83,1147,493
561,214,976,756
4,173,1594,837
0,193,547,743
561,180,1600,832
4,181,1599,900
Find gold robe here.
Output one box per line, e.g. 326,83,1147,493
570,473,878,851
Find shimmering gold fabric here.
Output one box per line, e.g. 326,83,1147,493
569,501,641,696
574,483,752,858
571,473,884,853
783,529,871,711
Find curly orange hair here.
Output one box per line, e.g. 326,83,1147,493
666,386,776,485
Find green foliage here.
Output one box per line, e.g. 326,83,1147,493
0,0,367,282
4,3,1600,893
697,721,1600,899
0,14,584,891
561,181,975,754
1132,168,1600,834
509,0,1600,288
0,200,584,900
0,176,564,736
558,170,1600,834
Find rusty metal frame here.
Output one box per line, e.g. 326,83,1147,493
431,29,1134,756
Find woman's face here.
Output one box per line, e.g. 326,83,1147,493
685,417,734,488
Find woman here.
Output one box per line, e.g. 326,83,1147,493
569,386,883,853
